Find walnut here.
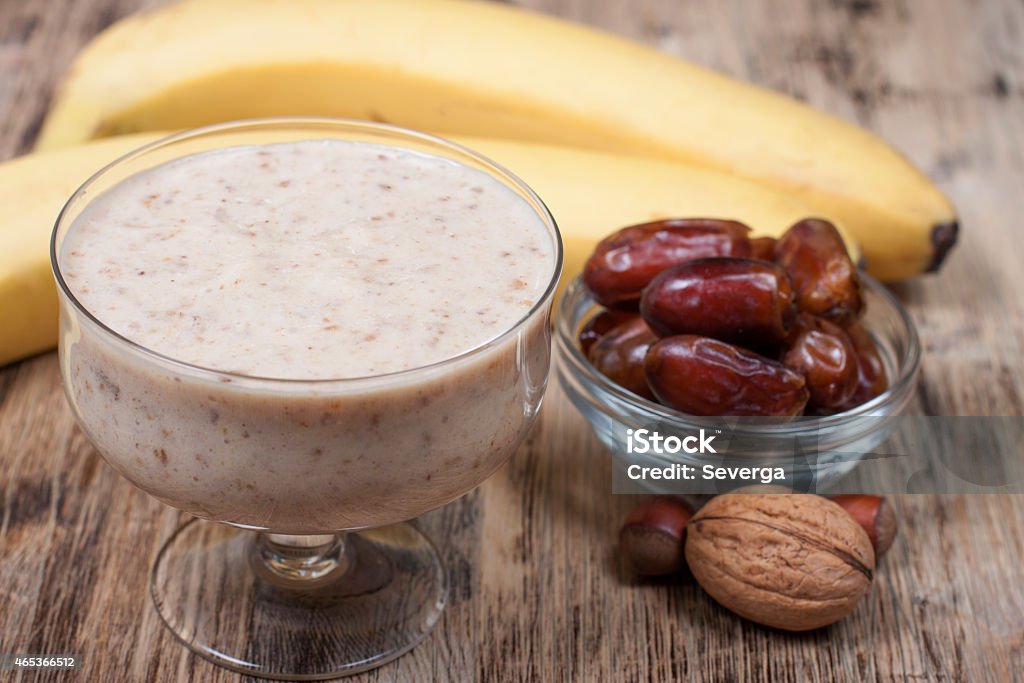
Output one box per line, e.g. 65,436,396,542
685,493,875,631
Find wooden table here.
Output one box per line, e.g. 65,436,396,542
2,1,1023,681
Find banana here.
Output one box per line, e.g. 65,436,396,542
462,137,858,286
0,134,159,366
0,132,848,366
34,0,955,281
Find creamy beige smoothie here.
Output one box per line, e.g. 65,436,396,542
58,139,557,532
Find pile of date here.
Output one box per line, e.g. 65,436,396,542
580,218,887,416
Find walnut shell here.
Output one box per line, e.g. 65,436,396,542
685,493,875,631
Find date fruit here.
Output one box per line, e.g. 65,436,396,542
749,236,777,262
640,258,797,347
578,309,638,355
583,218,752,308
644,335,809,416
588,317,658,399
620,496,693,576
685,494,875,631
782,315,858,409
830,494,898,557
775,218,863,323
839,321,889,408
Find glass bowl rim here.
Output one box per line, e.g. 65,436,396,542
51,117,564,388
555,271,921,436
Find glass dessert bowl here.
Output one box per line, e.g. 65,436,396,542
556,274,920,494
51,119,562,679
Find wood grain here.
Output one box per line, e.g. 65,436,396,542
1,0,1023,681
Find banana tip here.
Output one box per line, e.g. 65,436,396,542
927,220,959,273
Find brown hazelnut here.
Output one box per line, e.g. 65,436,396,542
619,496,693,576
685,493,875,631
830,494,898,557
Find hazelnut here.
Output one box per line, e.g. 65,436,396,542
685,493,875,631
830,494,898,557
619,496,693,576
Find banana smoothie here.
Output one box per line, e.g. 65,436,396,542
58,138,558,532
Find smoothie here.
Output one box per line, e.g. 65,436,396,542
57,138,558,532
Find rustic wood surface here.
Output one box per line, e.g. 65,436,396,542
1,0,1023,681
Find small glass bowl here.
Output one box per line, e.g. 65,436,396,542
555,273,921,493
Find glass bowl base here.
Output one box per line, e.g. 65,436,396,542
151,518,447,680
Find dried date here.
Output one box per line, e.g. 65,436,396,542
588,317,658,399
838,321,889,408
749,236,777,262
782,315,858,410
578,309,638,355
640,258,797,347
583,218,751,308
644,335,809,416
775,218,862,323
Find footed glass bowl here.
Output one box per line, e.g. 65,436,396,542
53,118,562,679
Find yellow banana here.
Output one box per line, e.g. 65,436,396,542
0,134,158,366
34,0,954,280
1,132,847,366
